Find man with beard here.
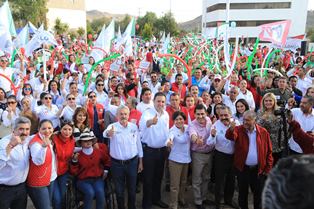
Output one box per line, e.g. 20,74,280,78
104,106,143,209
0,117,32,209
288,96,314,154
207,106,239,209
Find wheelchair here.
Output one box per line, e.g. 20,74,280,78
65,175,116,209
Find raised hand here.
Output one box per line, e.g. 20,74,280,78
151,114,158,125
211,126,217,137
107,125,115,138
166,138,173,148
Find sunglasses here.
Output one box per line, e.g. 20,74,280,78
24,88,31,91
89,95,96,98
97,84,104,86
67,97,75,101
7,101,16,105
44,97,52,100
0,59,8,63
214,79,221,82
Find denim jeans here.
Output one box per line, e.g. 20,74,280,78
111,157,138,209
76,177,105,209
0,183,27,209
53,173,70,209
27,181,55,209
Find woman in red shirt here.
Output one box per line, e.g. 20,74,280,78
70,131,111,209
52,121,75,209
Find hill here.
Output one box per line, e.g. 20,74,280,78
86,10,127,22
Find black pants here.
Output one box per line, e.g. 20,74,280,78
0,183,27,209
142,145,167,209
214,150,235,205
237,166,266,209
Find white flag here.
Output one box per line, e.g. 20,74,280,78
14,24,29,48
25,30,57,56
93,19,115,54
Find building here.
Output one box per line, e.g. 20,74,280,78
46,0,86,30
202,0,309,38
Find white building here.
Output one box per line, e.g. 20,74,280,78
202,0,309,38
46,0,86,30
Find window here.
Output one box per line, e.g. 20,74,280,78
205,20,286,28
206,2,291,13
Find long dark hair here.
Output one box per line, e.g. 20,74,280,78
235,99,250,118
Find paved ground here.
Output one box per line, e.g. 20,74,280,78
27,182,254,209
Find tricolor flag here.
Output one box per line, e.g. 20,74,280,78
259,20,291,46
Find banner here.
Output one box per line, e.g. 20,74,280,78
271,38,302,51
259,20,291,46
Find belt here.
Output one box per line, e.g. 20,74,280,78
244,165,258,170
111,155,138,165
142,143,165,152
0,182,25,188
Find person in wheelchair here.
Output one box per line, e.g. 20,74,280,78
70,131,111,209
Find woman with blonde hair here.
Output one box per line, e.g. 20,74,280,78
256,93,285,165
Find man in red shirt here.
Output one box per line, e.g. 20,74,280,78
166,93,188,128
225,110,273,209
171,74,187,103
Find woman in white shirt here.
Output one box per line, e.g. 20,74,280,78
232,99,250,125
166,111,191,209
27,119,57,209
59,94,81,121
95,79,109,109
35,93,59,130
2,95,20,129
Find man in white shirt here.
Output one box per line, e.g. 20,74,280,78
0,54,19,94
137,88,154,113
207,106,239,209
289,96,314,154
223,86,239,115
147,71,161,96
139,92,169,209
0,117,31,209
104,106,143,209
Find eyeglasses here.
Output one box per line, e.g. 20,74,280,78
24,88,31,91
97,84,104,86
44,97,52,100
0,59,8,63
89,95,96,98
214,79,220,82
67,97,75,101
7,101,16,105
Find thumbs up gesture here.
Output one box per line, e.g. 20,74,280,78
166,138,173,148
107,125,115,138
196,135,204,146
211,126,217,137
151,114,158,125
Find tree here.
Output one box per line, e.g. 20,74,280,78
90,17,110,34
54,18,69,35
118,15,132,32
142,23,153,40
307,28,314,42
156,12,179,36
77,27,85,37
137,12,158,35
1,0,48,27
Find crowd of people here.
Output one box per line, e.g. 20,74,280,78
0,35,314,209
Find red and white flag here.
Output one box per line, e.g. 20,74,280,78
259,20,291,46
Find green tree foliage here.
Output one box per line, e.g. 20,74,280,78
307,28,314,42
77,27,85,37
1,0,48,28
142,23,153,40
119,14,132,32
157,12,179,36
54,18,69,35
90,17,111,34
137,12,158,35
